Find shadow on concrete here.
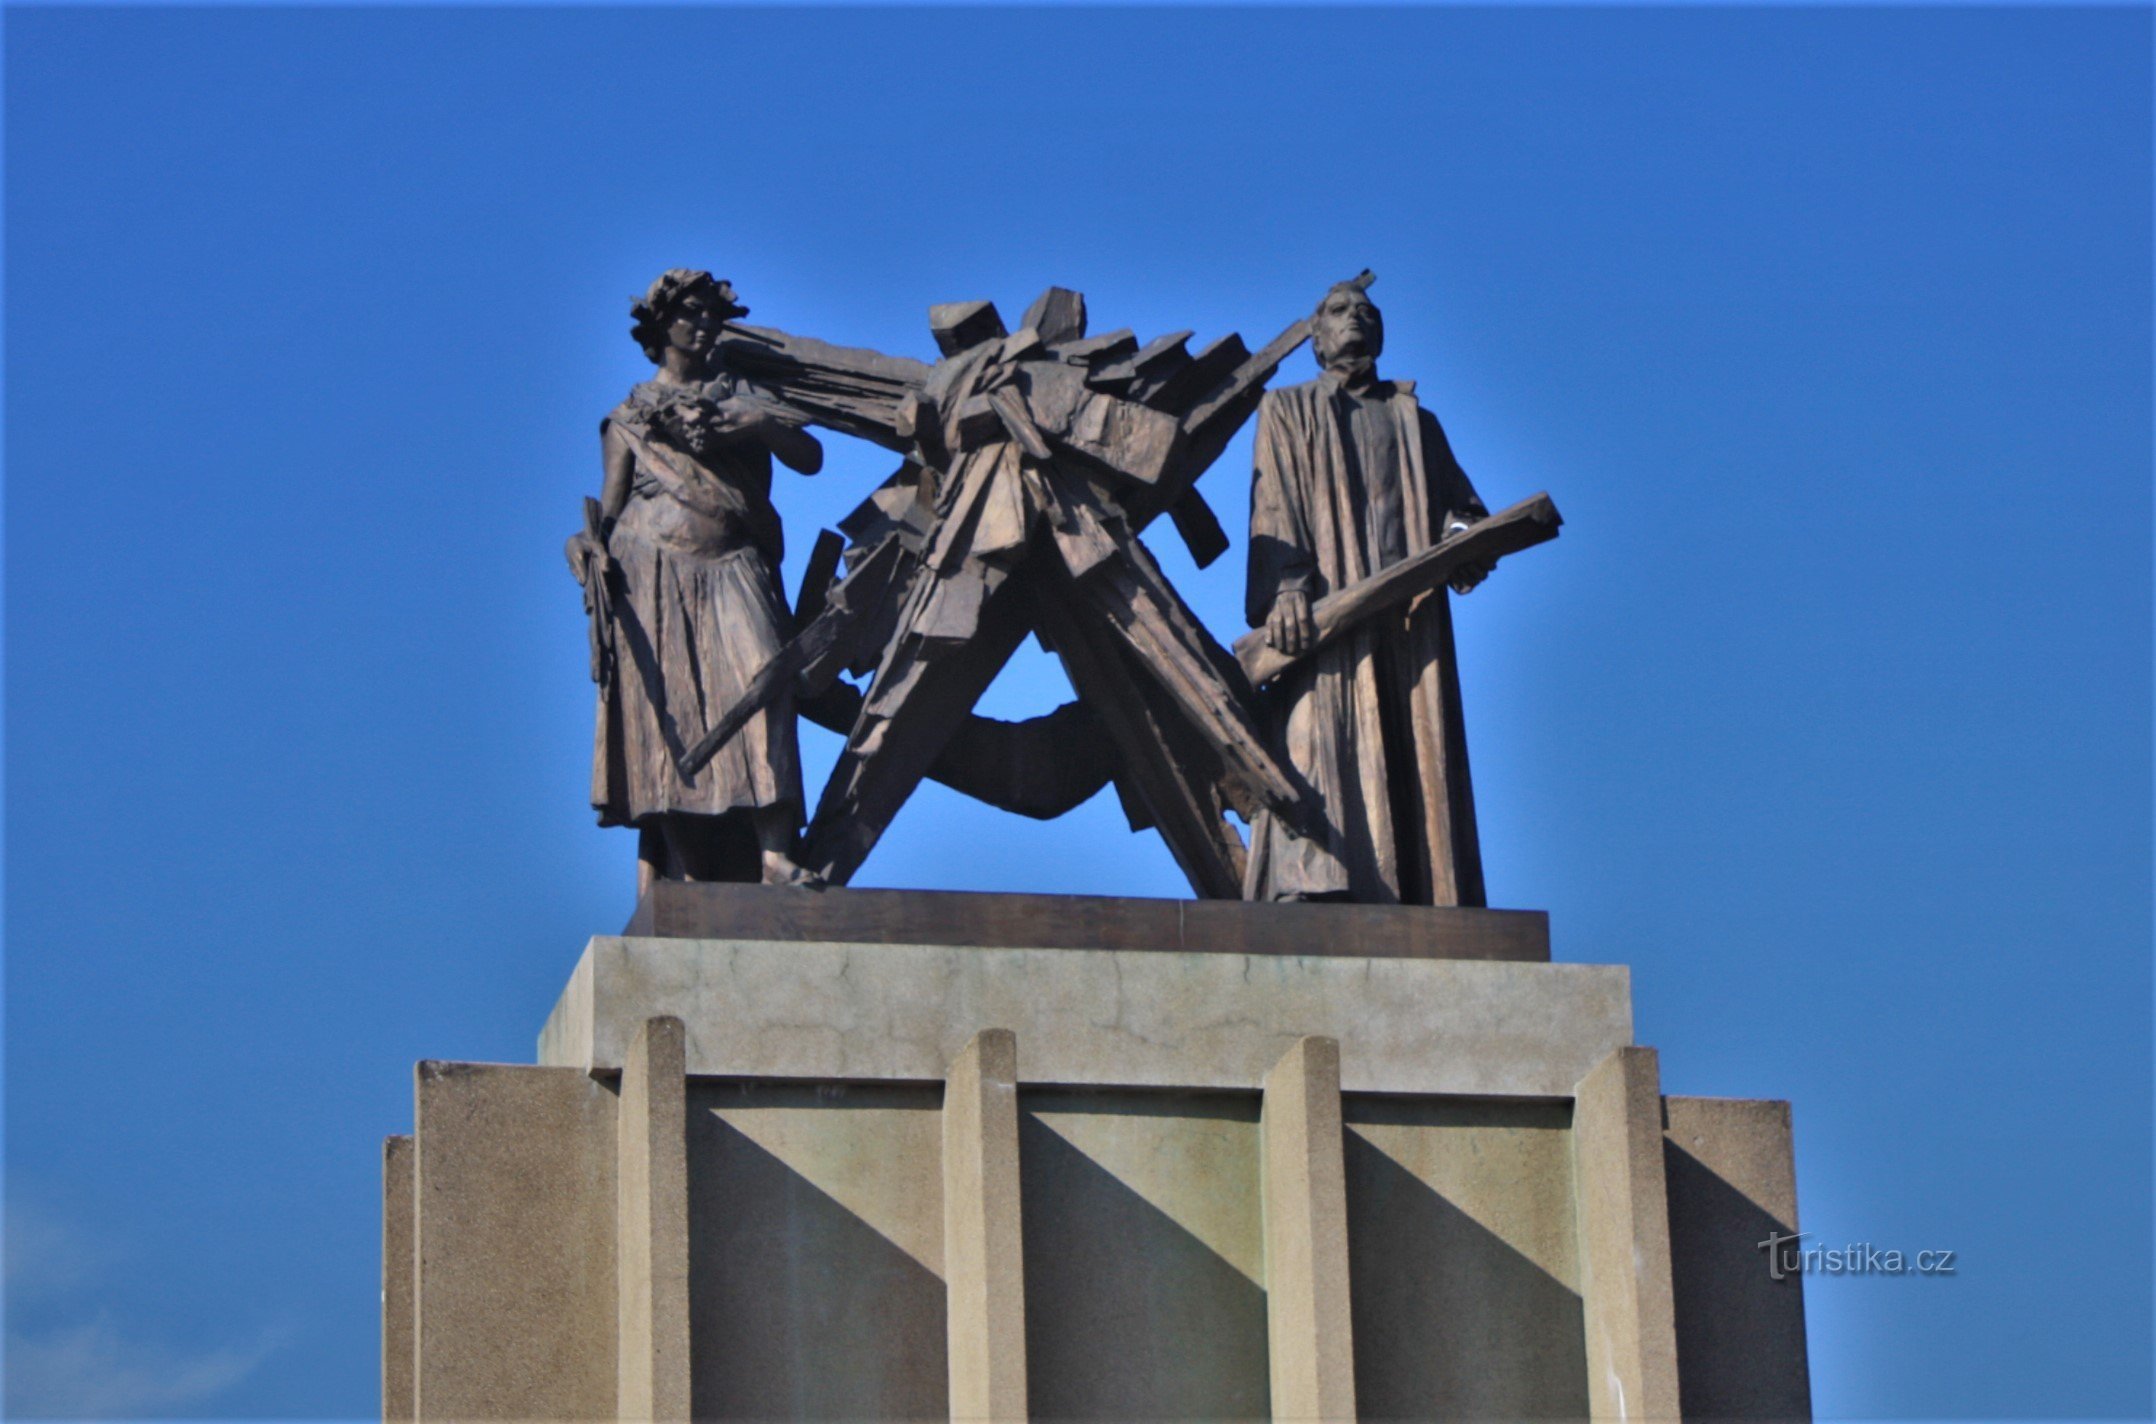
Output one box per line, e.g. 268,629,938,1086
685,1096,947,1421
1664,1140,1812,1421
1019,1095,1271,1421
1343,1111,1590,1420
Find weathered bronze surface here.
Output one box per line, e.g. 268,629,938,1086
1242,273,1557,906
570,272,824,887
570,269,1557,902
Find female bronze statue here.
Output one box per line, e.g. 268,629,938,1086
572,270,823,886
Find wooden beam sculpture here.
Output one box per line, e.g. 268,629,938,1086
678,286,1321,897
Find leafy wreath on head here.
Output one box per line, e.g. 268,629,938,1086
629,269,750,364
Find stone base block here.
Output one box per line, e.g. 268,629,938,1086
539,934,1632,1098
387,889,1809,1422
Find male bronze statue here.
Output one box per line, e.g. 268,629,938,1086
1243,273,1506,905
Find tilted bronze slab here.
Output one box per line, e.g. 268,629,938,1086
622,882,1550,962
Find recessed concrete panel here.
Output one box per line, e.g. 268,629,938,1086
541,937,1633,1098
1664,1095,1812,1421
685,1081,947,1421
1019,1088,1269,1421
1342,1096,1589,1420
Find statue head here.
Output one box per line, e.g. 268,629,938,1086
1312,270,1382,374
630,270,750,366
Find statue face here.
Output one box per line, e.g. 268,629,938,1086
1313,288,1384,369
665,293,723,361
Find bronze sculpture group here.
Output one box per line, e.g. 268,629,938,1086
569,268,1561,905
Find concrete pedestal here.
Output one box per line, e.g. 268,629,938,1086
386,885,1809,1422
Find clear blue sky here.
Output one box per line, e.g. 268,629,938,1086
5,5,2149,1418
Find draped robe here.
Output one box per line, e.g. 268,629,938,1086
591,378,802,827
1244,371,1489,905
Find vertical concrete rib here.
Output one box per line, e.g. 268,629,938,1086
944,1028,1029,1422
382,1135,415,1423
618,1015,691,1422
1572,1046,1682,1421
1261,1035,1358,1422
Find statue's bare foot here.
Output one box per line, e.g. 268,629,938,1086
761,851,823,889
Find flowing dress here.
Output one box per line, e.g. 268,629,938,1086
1243,371,1489,905
591,378,802,826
